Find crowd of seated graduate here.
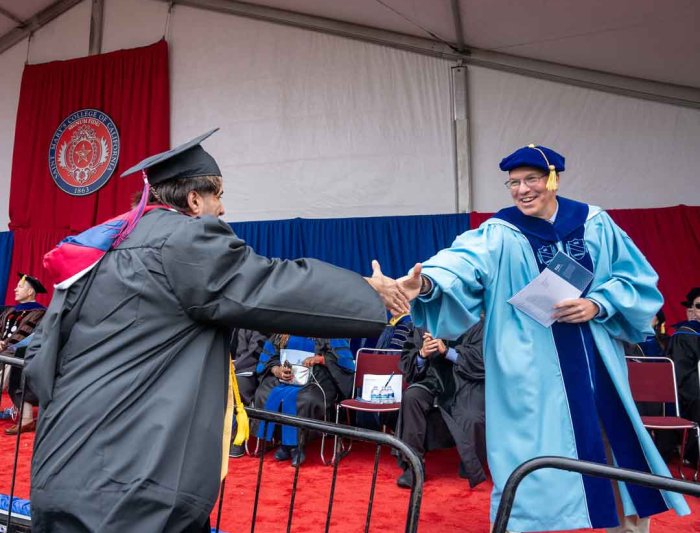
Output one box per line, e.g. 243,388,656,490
229,315,487,489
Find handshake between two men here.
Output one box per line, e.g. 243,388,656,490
363,260,424,317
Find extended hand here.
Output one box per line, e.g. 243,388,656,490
397,263,423,302
552,298,598,323
365,260,410,316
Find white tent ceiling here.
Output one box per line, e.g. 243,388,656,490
1,0,699,89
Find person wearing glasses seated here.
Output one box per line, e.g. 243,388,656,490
668,287,700,464
254,334,354,467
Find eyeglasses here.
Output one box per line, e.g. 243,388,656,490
692,303,700,310
504,175,547,190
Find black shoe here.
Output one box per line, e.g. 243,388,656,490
274,446,292,461
229,444,246,458
291,447,306,467
396,468,413,489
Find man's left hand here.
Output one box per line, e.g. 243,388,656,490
552,298,598,323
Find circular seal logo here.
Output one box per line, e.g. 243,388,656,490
48,109,120,196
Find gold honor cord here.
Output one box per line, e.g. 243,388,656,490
220,359,250,480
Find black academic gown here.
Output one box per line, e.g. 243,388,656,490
398,322,487,487
231,329,268,405
668,320,700,461
24,209,386,532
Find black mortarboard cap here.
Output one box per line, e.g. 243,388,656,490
681,287,700,307
120,129,221,185
18,272,47,294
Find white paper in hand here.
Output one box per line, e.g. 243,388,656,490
508,251,594,327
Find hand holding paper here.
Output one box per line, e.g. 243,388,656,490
552,298,599,323
508,251,594,327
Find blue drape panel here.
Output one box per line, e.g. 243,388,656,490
231,213,470,279
0,231,14,304
0,214,470,304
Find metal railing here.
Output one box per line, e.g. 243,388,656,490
8,358,699,533
216,407,424,533
492,456,700,533
0,353,31,533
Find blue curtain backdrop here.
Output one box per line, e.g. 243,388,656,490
231,213,470,279
0,213,470,304
0,231,13,303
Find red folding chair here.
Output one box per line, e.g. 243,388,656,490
321,348,404,465
626,356,700,479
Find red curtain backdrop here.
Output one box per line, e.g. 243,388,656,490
5,40,170,305
469,205,700,327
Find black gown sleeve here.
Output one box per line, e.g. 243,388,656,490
162,216,387,338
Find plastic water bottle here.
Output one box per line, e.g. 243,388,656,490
386,386,395,404
370,385,379,403
379,386,389,404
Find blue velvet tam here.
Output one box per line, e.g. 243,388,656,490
499,144,565,173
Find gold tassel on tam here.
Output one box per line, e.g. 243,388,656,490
528,144,558,191
546,164,558,191
220,360,250,480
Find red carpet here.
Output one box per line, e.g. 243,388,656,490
1,404,698,532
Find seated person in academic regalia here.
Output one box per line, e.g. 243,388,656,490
229,328,268,458
374,312,414,350
668,287,700,463
624,310,676,460
0,273,47,434
254,334,354,466
624,310,669,358
395,320,486,489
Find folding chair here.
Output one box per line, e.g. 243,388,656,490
625,356,700,480
321,348,403,465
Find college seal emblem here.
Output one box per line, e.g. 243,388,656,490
48,109,120,196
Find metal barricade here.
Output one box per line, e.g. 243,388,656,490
492,455,700,533
216,407,424,533
0,354,31,533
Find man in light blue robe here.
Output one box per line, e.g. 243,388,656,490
399,145,690,532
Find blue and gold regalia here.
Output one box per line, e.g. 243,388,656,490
411,196,689,532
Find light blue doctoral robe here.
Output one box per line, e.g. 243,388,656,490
411,198,690,532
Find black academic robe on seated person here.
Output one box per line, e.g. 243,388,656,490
24,209,386,533
668,320,700,462
398,321,486,487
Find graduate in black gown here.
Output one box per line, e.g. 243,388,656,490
23,130,406,532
